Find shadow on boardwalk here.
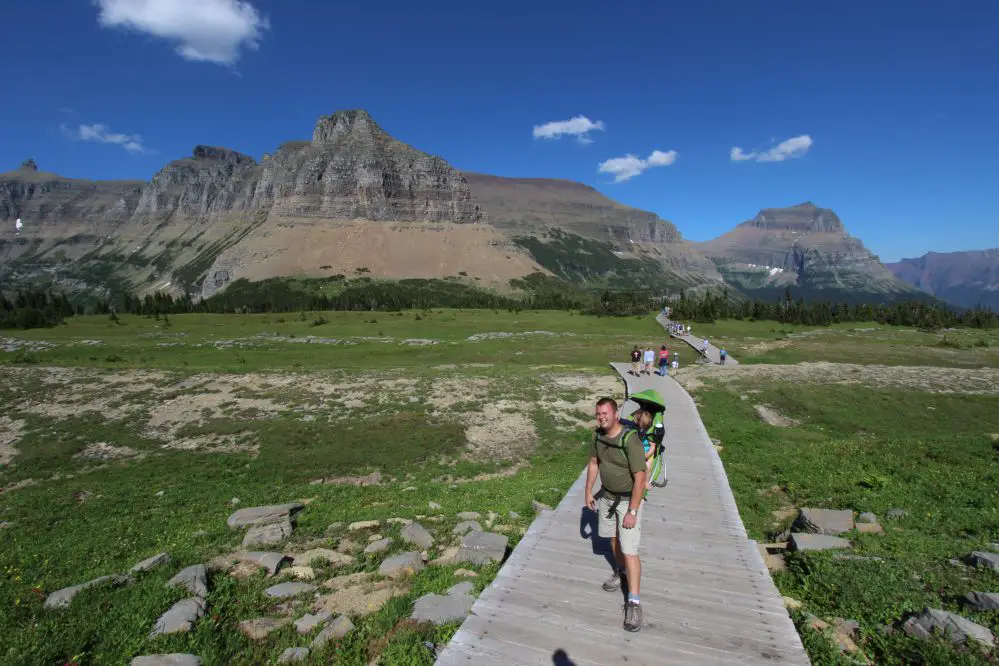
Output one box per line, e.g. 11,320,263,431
435,325,805,666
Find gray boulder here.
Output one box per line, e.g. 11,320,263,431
277,648,310,663
411,593,475,624
364,538,392,554
130,655,202,666
311,615,354,647
131,552,171,573
233,551,287,576
902,608,995,648
294,611,333,634
789,533,852,552
167,564,208,599
793,508,854,536
967,551,999,571
885,508,907,520
44,574,132,610
242,519,293,548
401,523,434,549
378,552,425,578
452,520,482,536
856,512,878,524
227,503,302,529
150,597,205,637
264,582,316,599
457,531,508,565
447,581,474,596
964,592,999,611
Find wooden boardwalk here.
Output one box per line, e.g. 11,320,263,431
435,357,808,665
659,314,739,366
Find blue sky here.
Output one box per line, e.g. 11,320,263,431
3,0,997,262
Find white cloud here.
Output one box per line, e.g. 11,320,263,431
62,123,151,154
95,0,268,66
533,115,605,143
598,149,677,183
730,135,813,163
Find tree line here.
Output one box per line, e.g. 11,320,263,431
1,280,995,330
668,288,996,329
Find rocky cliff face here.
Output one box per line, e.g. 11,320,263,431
698,203,924,301
463,173,723,293
887,250,999,310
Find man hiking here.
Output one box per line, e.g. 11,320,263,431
629,346,641,375
585,397,647,632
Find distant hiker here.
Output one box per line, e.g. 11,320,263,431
701,338,709,355
642,347,655,375
657,346,669,376
686,325,691,335
630,347,641,375
586,398,647,632
15,218,22,236
720,348,727,365
671,357,679,376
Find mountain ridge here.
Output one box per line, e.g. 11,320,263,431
0,109,725,300
886,249,999,310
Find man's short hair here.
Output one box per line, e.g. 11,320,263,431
596,397,618,412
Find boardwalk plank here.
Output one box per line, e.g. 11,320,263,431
435,337,808,666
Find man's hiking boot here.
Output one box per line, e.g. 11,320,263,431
602,570,625,592
624,600,643,632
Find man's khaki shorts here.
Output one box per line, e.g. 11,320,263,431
597,492,644,555
630,361,640,374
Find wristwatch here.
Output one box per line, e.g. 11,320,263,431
627,508,638,516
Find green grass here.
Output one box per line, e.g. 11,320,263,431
697,381,999,665
1,309,700,373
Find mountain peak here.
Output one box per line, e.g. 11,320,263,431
741,202,844,233
192,145,256,166
312,109,385,145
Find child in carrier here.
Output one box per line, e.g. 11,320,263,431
620,408,664,490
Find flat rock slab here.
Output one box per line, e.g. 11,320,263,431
167,564,208,599
238,616,290,640
44,574,132,610
348,520,380,531
234,551,287,576
131,655,202,666
457,530,509,565
411,593,475,625
265,582,317,599
227,503,302,530
277,647,310,663
456,512,481,520
968,551,999,571
292,548,355,568
284,566,315,580
242,519,293,548
794,508,854,536
789,533,852,552
378,551,425,578
447,581,474,596
364,538,392,554
401,523,434,549
311,615,354,648
131,552,171,573
452,520,482,536
903,608,995,648
856,512,878,524
150,597,205,637
294,610,333,634
965,592,999,611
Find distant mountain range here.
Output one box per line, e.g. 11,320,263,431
0,109,989,309
886,250,999,310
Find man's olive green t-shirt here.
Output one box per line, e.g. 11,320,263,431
589,428,646,494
